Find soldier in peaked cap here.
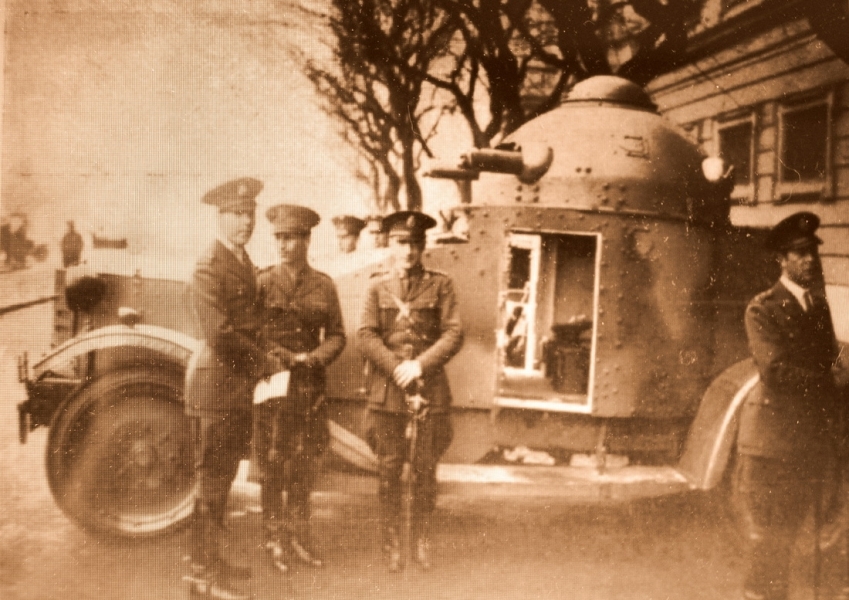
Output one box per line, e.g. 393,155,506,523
332,215,366,253
184,177,284,600
254,204,346,573
357,211,464,572
735,211,849,600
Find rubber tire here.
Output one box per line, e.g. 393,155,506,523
46,367,195,539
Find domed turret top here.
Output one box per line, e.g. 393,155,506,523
564,76,657,112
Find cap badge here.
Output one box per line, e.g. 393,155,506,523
406,215,416,228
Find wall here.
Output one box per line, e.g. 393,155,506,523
648,3,849,339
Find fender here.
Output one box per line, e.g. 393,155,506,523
31,324,200,379
676,359,760,490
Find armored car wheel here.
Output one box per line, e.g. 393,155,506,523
46,367,195,538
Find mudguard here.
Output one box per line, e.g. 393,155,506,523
677,359,760,490
30,324,200,379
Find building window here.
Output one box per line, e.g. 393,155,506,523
681,122,701,145
717,115,755,204
776,93,833,201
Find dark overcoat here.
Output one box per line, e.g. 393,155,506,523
357,267,463,414
185,240,267,416
738,281,841,463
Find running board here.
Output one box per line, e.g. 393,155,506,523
235,461,692,503
435,464,692,502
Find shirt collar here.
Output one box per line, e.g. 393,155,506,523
280,262,309,281
780,275,810,309
216,234,242,258
396,264,424,279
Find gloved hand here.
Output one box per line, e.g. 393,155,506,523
293,353,321,369
393,360,422,388
266,346,296,374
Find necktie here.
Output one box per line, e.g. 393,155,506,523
803,291,813,312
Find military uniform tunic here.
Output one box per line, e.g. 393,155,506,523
185,239,269,536
358,266,463,413
186,240,267,416
357,265,463,534
736,280,843,599
253,263,346,524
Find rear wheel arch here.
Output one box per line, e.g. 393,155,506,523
677,358,759,490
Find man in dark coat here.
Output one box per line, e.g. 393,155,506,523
254,203,346,573
184,177,281,600
357,211,464,572
61,220,84,267
735,211,848,600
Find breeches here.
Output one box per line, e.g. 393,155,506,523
253,397,328,519
191,412,252,509
368,411,453,521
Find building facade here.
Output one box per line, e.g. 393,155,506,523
648,0,849,339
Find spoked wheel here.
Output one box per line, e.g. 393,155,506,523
46,367,195,538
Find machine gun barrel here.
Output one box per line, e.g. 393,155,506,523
0,295,57,318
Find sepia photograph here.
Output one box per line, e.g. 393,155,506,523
2,1,849,598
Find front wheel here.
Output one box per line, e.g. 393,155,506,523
46,367,195,538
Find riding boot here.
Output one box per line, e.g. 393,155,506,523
383,526,403,573
291,522,323,567
263,520,289,573
411,517,432,571
190,501,216,575
186,503,250,599
185,575,251,600
288,499,323,567
206,496,251,580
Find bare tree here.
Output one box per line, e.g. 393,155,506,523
425,0,701,146
290,0,702,210
289,0,456,212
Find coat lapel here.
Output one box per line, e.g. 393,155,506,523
404,271,431,303
384,272,406,302
773,281,805,321
215,240,256,290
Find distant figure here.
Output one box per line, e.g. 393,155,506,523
2,213,30,270
366,215,388,248
61,221,84,267
332,215,366,253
